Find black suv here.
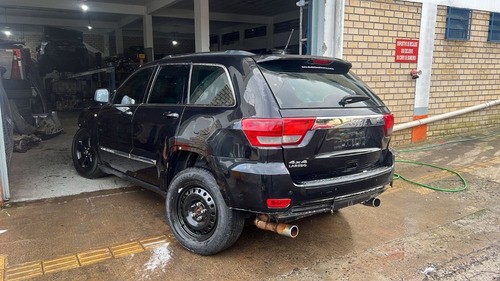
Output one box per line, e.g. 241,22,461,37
72,51,395,255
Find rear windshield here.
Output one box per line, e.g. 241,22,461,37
258,62,382,109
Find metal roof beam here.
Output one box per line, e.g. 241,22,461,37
155,9,271,24
146,0,181,15
0,0,145,15
0,15,118,29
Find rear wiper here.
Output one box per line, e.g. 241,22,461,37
338,95,370,107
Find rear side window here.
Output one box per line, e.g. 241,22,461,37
148,64,189,104
258,60,381,109
114,67,154,105
189,65,235,106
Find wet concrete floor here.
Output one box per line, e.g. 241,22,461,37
1,126,499,280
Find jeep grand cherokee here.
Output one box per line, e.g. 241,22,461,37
72,51,395,255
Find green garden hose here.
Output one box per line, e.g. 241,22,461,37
392,130,499,192
393,160,467,192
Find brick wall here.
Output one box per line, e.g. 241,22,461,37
428,7,500,138
343,0,422,145
83,34,104,53
8,34,43,59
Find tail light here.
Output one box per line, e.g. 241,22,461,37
383,113,394,137
266,198,291,209
241,118,315,147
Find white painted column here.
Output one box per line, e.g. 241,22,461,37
102,33,110,57
143,14,154,60
194,0,210,52
322,0,345,58
310,0,345,58
332,0,345,58
414,3,438,116
115,28,124,55
309,0,325,56
0,98,10,201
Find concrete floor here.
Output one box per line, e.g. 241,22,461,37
0,125,499,280
8,112,132,202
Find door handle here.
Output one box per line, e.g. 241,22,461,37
163,112,179,119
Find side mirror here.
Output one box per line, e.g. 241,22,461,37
94,88,109,103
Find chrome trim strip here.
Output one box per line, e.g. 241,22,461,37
315,148,381,159
129,154,157,165
99,146,129,159
298,166,393,188
313,115,384,129
99,146,157,165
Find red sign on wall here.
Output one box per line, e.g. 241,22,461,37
395,39,419,63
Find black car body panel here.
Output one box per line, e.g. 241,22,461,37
76,51,395,222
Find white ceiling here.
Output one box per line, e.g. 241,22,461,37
0,0,299,35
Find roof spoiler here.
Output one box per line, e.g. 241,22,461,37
256,56,352,74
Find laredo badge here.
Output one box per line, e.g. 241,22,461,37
288,160,308,168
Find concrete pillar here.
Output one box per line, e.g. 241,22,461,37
412,2,438,142
194,0,210,52
0,99,10,203
115,28,124,55
310,0,345,58
143,14,154,61
103,33,110,57
309,0,325,56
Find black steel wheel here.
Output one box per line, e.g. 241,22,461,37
166,167,244,255
71,128,105,179
177,186,218,240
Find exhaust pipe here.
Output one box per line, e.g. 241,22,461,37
363,198,381,207
254,215,299,238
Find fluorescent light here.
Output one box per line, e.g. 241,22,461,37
172,40,178,46
81,4,89,11
3,30,11,37
87,25,92,30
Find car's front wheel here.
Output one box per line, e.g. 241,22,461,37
71,128,105,179
166,167,244,255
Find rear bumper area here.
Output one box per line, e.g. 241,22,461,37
214,155,394,220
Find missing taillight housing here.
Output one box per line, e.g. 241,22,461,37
383,113,394,137
241,118,315,147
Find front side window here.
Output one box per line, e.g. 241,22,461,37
113,67,154,105
189,65,235,106
445,7,472,40
148,65,190,104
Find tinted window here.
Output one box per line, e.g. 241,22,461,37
114,67,154,105
148,65,189,104
189,65,235,106
259,63,380,109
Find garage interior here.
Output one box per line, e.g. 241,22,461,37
0,0,309,202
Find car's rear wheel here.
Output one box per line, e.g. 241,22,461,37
166,167,244,255
72,128,105,179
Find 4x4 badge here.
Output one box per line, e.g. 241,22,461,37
288,160,308,168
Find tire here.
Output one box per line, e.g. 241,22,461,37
71,128,106,179
166,167,244,255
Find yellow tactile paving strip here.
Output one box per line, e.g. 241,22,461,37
1,255,5,281
2,235,173,281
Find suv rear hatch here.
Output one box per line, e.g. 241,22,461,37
250,56,394,190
